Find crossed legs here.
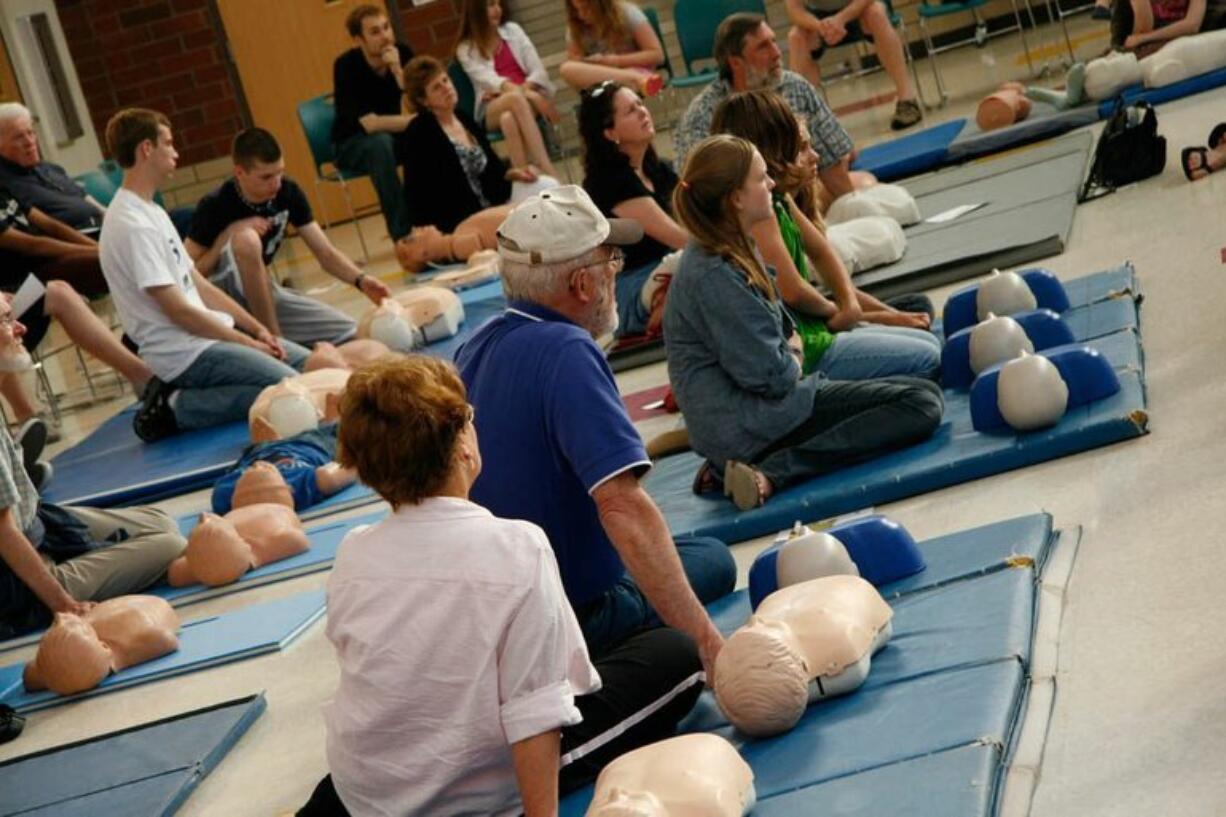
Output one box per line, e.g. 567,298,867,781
485,91,559,178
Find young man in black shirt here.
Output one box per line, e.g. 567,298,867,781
185,128,391,347
331,4,415,242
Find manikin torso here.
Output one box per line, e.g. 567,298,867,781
248,368,351,442
429,249,501,289
714,575,893,737
586,734,755,817
23,596,180,695
303,339,392,372
169,504,309,587
357,287,464,352
231,461,295,509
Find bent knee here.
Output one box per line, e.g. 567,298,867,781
43,279,77,309
230,226,263,256
498,110,517,133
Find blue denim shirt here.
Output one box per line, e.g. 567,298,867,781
663,243,821,468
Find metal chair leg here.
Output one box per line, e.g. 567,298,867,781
898,18,931,109
919,17,948,104
340,181,370,265
1010,0,1037,75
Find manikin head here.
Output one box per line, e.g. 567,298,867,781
362,299,421,352
715,14,782,90
105,108,177,188
260,379,322,441
968,313,1034,374
346,4,395,60
497,186,642,338
997,351,1069,430
0,103,40,168
976,269,1037,321
231,461,294,509
0,298,33,373
32,613,113,695
185,513,257,587
231,127,284,205
715,621,811,736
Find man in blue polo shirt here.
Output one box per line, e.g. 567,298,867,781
456,186,734,675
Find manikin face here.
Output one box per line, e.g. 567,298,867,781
356,13,395,58
733,151,775,231
0,301,32,373
234,157,285,205
423,71,459,114
486,0,503,26
604,88,655,149
0,114,40,168
735,24,784,91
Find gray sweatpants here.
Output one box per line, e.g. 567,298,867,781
44,505,186,601
212,242,357,346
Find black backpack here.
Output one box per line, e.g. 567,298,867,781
1079,97,1166,203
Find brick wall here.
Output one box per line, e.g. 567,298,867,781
398,0,465,58
55,0,244,166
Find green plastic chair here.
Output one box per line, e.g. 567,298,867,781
72,169,119,207
672,0,767,89
296,93,372,262
917,0,1036,104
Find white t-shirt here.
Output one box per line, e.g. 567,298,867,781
98,188,234,381
325,496,601,817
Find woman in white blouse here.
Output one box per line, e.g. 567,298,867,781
455,0,560,178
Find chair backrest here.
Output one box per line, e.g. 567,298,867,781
97,158,166,207
673,0,768,77
447,61,478,123
297,94,337,174
642,6,676,80
73,169,119,207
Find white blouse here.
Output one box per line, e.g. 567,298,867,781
456,22,555,117
324,496,600,817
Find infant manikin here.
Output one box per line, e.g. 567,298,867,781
168,504,309,587
825,183,921,227
357,288,465,352
23,596,180,695
586,734,755,817
248,368,350,442
714,575,893,737
304,339,393,372
977,82,1032,130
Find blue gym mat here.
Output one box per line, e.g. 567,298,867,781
562,513,1065,816
646,329,1145,544
946,100,1102,163
0,693,265,817
0,590,324,714
852,118,967,181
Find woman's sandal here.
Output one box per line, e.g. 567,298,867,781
691,460,721,495
1181,146,1214,182
722,460,770,511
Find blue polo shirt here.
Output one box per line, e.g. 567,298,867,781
457,301,650,608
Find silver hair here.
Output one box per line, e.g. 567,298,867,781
500,246,605,304
0,103,32,128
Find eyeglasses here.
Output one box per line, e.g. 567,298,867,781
590,247,625,274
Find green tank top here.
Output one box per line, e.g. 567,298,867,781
774,194,833,372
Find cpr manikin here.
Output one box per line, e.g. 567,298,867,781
977,82,1032,131
826,216,907,275
168,504,309,587
714,575,893,737
976,270,1037,321
248,368,350,442
825,183,921,227
23,596,180,696
428,249,502,290
231,461,295,508
996,351,1069,430
586,734,755,817
304,339,393,372
969,313,1034,374
357,288,465,353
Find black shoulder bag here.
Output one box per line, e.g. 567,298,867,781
1079,97,1166,203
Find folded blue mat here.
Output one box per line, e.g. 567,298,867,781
1098,65,1226,117
0,693,265,816
0,590,324,713
646,330,1145,544
851,118,967,181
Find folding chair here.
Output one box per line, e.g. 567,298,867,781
917,0,1037,104
296,94,373,263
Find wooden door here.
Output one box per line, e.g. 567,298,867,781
215,0,385,226
0,29,23,104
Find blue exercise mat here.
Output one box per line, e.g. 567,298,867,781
44,409,250,508
851,118,967,181
646,330,1146,544
0,693,265,817
0,590,324,713
1098,64,1226,117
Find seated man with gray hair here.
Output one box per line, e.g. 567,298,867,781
456,185,734,683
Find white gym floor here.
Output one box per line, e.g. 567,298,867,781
4,13,1226,816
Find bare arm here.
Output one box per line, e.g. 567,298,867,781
358,112,415,134
146,282,264,348
790,197,861,329
0,507,86,616
611,197,688,251
297,222,390,303
0,226,92,259
183,217,271,275
1130,0,1206,44
597,20,665,69
28,208,95,247
786,0,824,29
190,269,267,336
594,472,724,676
314,463,358,496
510,729,561,817
751,214,837,319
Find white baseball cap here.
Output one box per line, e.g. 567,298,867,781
497,185,643,265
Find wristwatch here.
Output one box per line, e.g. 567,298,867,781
354,273,367,291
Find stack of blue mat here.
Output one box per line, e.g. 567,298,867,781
561,512,1071,816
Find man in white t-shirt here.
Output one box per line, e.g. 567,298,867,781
98,109,309,441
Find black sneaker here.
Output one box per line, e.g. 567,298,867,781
891,98,923,131
133,377,179,443
13,417,47,469
27,460,52,492
0,704,23,745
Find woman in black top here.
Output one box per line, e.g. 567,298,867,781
579,81,687,337
395,56,543,273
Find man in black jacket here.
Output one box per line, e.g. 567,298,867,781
331,4,414,242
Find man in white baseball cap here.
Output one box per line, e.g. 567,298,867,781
455,185,734,779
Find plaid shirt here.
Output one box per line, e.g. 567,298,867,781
674,70,854,169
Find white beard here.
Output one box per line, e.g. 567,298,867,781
0,345,34,373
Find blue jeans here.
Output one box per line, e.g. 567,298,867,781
169,340,309,430
614,262,656,338
816,325,942,381
578,535,736,658
335,132,410,240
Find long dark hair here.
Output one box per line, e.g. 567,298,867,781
578,82,660,182
455,0,500,59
